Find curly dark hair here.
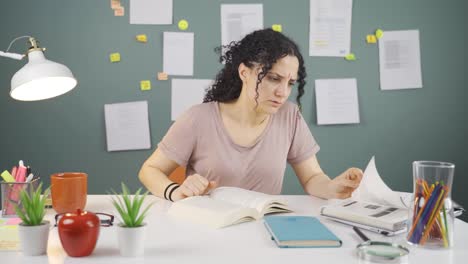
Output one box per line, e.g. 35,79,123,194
203,28,307,109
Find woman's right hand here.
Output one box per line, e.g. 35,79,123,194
171,174,217,201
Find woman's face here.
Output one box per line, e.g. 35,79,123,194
243,55,299,114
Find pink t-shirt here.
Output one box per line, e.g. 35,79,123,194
158,101,320,194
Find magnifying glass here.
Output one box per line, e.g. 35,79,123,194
353,226,410,263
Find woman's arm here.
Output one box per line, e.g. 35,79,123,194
291,155,363,199
139,148,216,201
138,148,180,199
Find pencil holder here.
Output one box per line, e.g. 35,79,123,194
1,181,38,217
406,161,455,248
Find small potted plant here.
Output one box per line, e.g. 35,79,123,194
14,182,50,256
110,183,154,257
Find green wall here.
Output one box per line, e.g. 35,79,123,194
1,0,467,221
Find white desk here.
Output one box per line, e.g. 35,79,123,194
1,195,467,263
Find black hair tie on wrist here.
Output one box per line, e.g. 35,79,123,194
168,185,180,202
164,182,178,200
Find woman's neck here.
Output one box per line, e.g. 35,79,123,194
219,93,269,127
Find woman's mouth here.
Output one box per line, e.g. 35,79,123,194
269,100,282,107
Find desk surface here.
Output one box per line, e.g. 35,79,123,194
1,195,467,263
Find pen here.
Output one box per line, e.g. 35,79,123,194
11,166,18,181
16,160,27,182
25,173,34,183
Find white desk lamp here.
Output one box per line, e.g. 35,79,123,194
0,36,77,101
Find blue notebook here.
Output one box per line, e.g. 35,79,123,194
264,216,342,248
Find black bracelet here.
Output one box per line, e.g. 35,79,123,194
168,185,180,202
164,182,178,200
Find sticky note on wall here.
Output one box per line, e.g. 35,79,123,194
110,0,121,9
272,24,282,32
178,19,189,30
344,53,356,61
157,72,168,81
366,35,377,44
140,80,151,91
136,34,148,43
114,6,125,16
375,29,384,39
109,53,121,62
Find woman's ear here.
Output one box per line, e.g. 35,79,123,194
238,63,250,82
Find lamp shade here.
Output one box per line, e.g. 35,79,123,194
10,50,77,101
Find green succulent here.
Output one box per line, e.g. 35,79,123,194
110,182,154,227
14,182,49,226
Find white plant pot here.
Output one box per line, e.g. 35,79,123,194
117,223,147,257
18,220,50,256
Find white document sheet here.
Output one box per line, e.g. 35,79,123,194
130,0,172,25
379,30,423,90
315,78,360,125
104,101,151,152
351,156,410,208
221,4,263,46
171,79,213,121
163,32,194,76
309,0,353,57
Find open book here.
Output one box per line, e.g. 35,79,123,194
167,187,291,228
320,156,409,235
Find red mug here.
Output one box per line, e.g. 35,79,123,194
55,209,114,257
51,172,87,213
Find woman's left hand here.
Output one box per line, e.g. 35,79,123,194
328,167,363,199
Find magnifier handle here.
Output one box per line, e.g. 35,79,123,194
353,226,370,242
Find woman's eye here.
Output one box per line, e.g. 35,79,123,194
268,76,280,81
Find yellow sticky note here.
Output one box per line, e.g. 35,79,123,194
178,19,189,30
1,170,15,182
114,6,125,16
0,225,19,250
366,34,377,44
157,72,168,81
272,24,282,32
345,53,356,61
136,34,147,43
110,0,121,9
375,29,384,39
109,53,120,62
140,80,151,91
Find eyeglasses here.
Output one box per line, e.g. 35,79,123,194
54,212,114,227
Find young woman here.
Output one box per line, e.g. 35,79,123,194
139,29,363,202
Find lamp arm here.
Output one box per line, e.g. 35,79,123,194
0,35,33,60
0,51,24,60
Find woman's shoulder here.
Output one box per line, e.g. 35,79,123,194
180,101,216,117
277,101,300,117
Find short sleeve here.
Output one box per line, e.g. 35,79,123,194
287,110,320,164
158,109,198,167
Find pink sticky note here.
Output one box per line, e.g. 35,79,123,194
6,218,22,225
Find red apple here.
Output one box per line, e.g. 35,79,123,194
57,209,100,257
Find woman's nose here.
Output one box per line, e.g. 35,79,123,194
275,82,289,96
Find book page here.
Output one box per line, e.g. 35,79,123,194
167,196,258,228
208,187,290,215
351,156,408,208
321,200,407,231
